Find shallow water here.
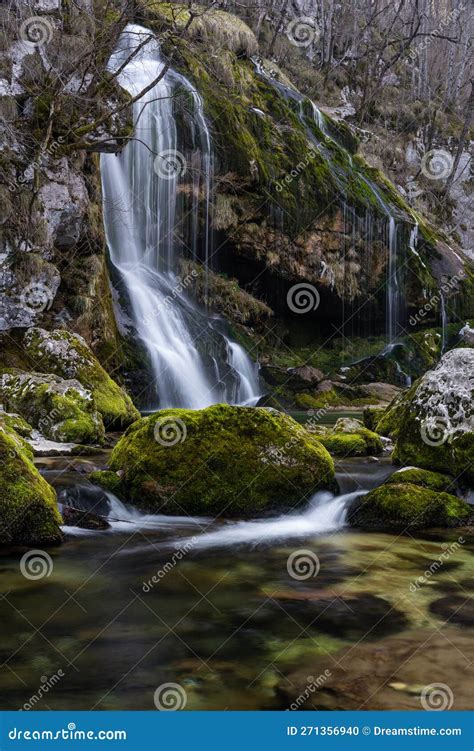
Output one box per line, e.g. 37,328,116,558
0,457,472,711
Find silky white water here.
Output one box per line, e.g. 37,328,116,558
101,24,259,408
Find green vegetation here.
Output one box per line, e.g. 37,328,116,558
0,426,62,545
23,328,140,429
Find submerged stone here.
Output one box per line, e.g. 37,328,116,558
429,595,474,627
91,404,335,515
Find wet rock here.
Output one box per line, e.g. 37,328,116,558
286,366,325,390
276,630,473,710
359,382,401,403
61,505,110,531
429,595,474,627
271,593,408,640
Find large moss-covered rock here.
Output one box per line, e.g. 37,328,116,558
1,371,104,444
0,424,62,545
383,349,474,482
23,328,140,429
348,482,470,531
92,404,335,515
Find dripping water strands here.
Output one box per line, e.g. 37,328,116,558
101,24,260,409
252,58,410,352
440,291,448,354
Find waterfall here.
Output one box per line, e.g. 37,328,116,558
101,24,259,409
440,291,448,353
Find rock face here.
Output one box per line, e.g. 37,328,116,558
384,349,473,482
1,371,104,444
91,404,335,515
0,418,62,545
23,328,140,428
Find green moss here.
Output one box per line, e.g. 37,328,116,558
363,406,386,431
348,483,470,531
317,432,367,456
0,371,105,445
0,427,62,545
317,427,383,457
294,389,344,410
23,328,140,429
0,412,33,438
386,467,455,493
93,404,335,515
88,469,122,494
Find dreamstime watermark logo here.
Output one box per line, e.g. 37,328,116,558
153,417,187,446
287,283,320,314
20,550,53,580
142,271,197,326
153,682,187,711
153,150,187,180
287,669,332,710
409,537,465,592
20,282,54,314
21,669,65,710
275,148,317,192
420,416,449,447
409,273,462,327
286,17,320,48
287,549,320,580
142,537,197,592
420,683,454,711
409,4,466,61
19,16,54,47
421,150,454,181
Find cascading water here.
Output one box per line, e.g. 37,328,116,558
101,24,260,408
252,58,409,347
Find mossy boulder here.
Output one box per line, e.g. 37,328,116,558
348,483,470,531
23,328,140,429
1,371,104,444
314,418,384,457
385,467,455,493
0,425,62,545
384,349,474,482
91,404,335,515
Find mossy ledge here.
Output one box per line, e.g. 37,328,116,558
91,404,336,516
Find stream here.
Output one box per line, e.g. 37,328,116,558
0,451,472,711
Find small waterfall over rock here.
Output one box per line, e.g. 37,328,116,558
101,24,260,409
253,57,410,347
